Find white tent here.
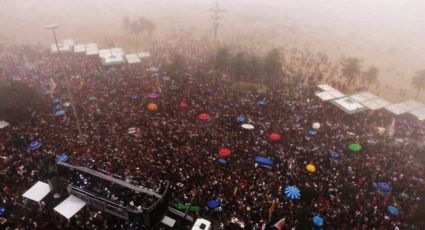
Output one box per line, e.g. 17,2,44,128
331,97,367,114
350,92,378,103
0,120,10,129
385,104,407,115
102,54,125,65
396,100,425,112
361,98,391,110
410,107,425,121
22,181,51,203
54,195,86,220
125,53,141,64
85,43,98,56
317,84,335,91
73,44,86,53
315,90,345,101
138,52,151,59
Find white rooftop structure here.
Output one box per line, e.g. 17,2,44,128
125,53,141,64
0,120,10,129
138,52,151,59
362,98,391,110
99,48,124,58
102,54,125,65
331,97,367,114
73,44,86,53
85,43,98,56
22,181,51,203
350,92,378,103
317,84,335,91
50,43,72,53
315,90,345,101
62,39,74,47
192,218,212,230
410,107,425,121
386,100,425,115
54,195,87,220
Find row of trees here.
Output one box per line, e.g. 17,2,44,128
122,16,156,39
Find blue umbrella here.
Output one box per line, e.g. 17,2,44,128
308,130,317,136
255,156,273,167
53,104,62,111
257,99,266,106
387,205,399,216
131,95,140,100
376,182,392,193
29,141,42,151
52,98,60,105
54,109,65,117
312,215,324,227
284,186,301,200
218,159,227,164
0,206,5,215
56,154,69,162
237,115,246,124
330,151,340,159
207,200,220,209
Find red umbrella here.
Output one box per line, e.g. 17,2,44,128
198,113,209,120
180,102,189,109
219,148,231,157
268,132,282,142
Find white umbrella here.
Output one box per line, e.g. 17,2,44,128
241,124,255,130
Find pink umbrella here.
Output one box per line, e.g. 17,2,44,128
148,92,159,99
198,113,209,120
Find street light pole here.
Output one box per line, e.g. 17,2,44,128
45,24,85,144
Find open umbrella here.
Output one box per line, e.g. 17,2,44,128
0,206,5,215
255,156,273,167
131,95,140,100
376,182,392,193
312,215,324,227
308,130,317,136
284,186,301,200
147,103,158,111
148,92,159,99
349,143,362,152
237,115,246,124
306,164,316,173
207,200,220,209
218,159,227,164
257,99,266,106
219,148,231,157
330,151,340,159
29,141,42,150
268,133,282,142
179,102,189,109
387,205,399,216
53,104,62,111
52,98,60,105
312,122,321,130
241,124,255,130
56,154,69,162
54,110,65,117
63,102,71,107
198,113,209,120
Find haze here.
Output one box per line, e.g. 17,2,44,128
1,0,424,101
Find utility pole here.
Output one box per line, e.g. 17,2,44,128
45,24,85,144
210,1,225,44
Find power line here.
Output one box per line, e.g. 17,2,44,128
209,1,226,43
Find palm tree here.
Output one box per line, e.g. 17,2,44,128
341,58,362,84
364,66,379,86
411,70,425,99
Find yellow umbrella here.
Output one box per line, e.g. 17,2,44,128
306,164,316,173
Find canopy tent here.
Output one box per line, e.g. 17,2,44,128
315,91,336,101
361,98,391,110
317,84,335,91
73,44,86,53
0,120,10,129
410,107,425,121
255,156,273,167
22,181,51,203
102,54,125,66
138,52,151,59
125,53,141,64
350,92,378,103
331,97,367,114
284,186,301,200
54,195,87,220
85,43,98,55
385,100,425,115
385,104,406,115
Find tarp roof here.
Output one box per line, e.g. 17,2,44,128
331,97,367,114
22,181,51,202
361,98,391,110
315,90,345,101
125,53,141,64
0,120,10,129
54,195,86,220
317,84,335,91
102,54,125,65
350,92,378,103
410,107,425,121
73,44,86,53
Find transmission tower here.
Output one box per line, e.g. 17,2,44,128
210,2,226,43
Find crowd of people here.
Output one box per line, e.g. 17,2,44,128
0,40,424,230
